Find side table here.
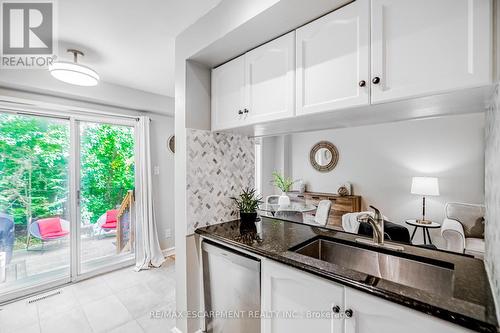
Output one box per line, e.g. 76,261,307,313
405,219,441,245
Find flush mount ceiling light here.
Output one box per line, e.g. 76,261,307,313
49,49,99,86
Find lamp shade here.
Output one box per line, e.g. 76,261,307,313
411,177,440,196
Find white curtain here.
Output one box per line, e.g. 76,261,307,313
135,116,165,270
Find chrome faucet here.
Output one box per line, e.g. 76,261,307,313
357,205,384,245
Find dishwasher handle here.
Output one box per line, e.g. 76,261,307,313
202,241,260,272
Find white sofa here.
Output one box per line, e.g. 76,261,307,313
441,202,485,258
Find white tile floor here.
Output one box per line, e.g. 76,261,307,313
0,257,176,333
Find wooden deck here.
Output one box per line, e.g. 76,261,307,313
2,236,119,286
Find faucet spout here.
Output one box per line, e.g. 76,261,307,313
357,206,385,245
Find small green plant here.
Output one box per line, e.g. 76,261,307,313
231,187,262,213
272,171,295,193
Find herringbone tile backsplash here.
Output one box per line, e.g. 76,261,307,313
186,129,255,234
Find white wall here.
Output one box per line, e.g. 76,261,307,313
259,135,292,198
149,113,176,250
0,71,173,115
260,136,279,197
274,113,485,247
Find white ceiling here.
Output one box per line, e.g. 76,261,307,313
57,0,221,97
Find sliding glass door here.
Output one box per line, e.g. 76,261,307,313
78,121,136,274
0,110,138,302
0,113,71,299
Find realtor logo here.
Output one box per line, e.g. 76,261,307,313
1,1,56,68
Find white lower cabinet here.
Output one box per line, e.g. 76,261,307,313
261,259,474,333
344,288,475,333
261,259,345,333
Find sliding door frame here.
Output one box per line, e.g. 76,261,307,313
0,103,140,303
74,116,138,280
69,117,80,282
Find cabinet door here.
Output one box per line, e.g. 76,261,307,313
245,31,295,124
211,55,245,130
371,0,492,103
262,259,345,333
296,0,370,115
344,288,475,333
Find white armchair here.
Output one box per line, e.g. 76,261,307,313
441,203,485,258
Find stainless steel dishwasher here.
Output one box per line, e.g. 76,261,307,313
202,241,261,333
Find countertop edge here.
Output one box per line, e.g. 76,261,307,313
195,228,499,333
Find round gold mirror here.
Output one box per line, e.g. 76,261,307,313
167,135,175,154
310,141,339,172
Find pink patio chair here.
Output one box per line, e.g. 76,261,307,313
93,209,119,238
28,217,69,250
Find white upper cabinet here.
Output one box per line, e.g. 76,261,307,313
370,0,492,103
211,55,245,130
210,0,492,132
296,0,370,115
262,260,345,333
211,32,295,131
245,31,295,124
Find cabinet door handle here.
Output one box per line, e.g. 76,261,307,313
238,110,243,115
332,305,341,313
358,80,366,87
372,77,381,84
344,309,354,318
244,108,249,113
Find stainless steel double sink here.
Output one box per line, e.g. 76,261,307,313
291,237,455,297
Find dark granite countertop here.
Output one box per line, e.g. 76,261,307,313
195,217,499,333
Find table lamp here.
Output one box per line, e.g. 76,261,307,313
411,177,439,224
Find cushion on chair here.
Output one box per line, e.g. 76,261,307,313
101,221,117,229
102,209,119,229
106,209,118,223
38,217,62,235
37,217,69,240
445,203,485,239
42,230,69,240
464,238,485,258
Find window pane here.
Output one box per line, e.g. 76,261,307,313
79,122,136,273
0,113,70,296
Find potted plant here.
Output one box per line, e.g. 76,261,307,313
272,171,295,206
231,187,263,226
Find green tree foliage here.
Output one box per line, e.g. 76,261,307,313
0,115,135,231
0,114,69,225
80,123,135,224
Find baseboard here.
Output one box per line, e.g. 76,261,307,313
162,246,175,257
